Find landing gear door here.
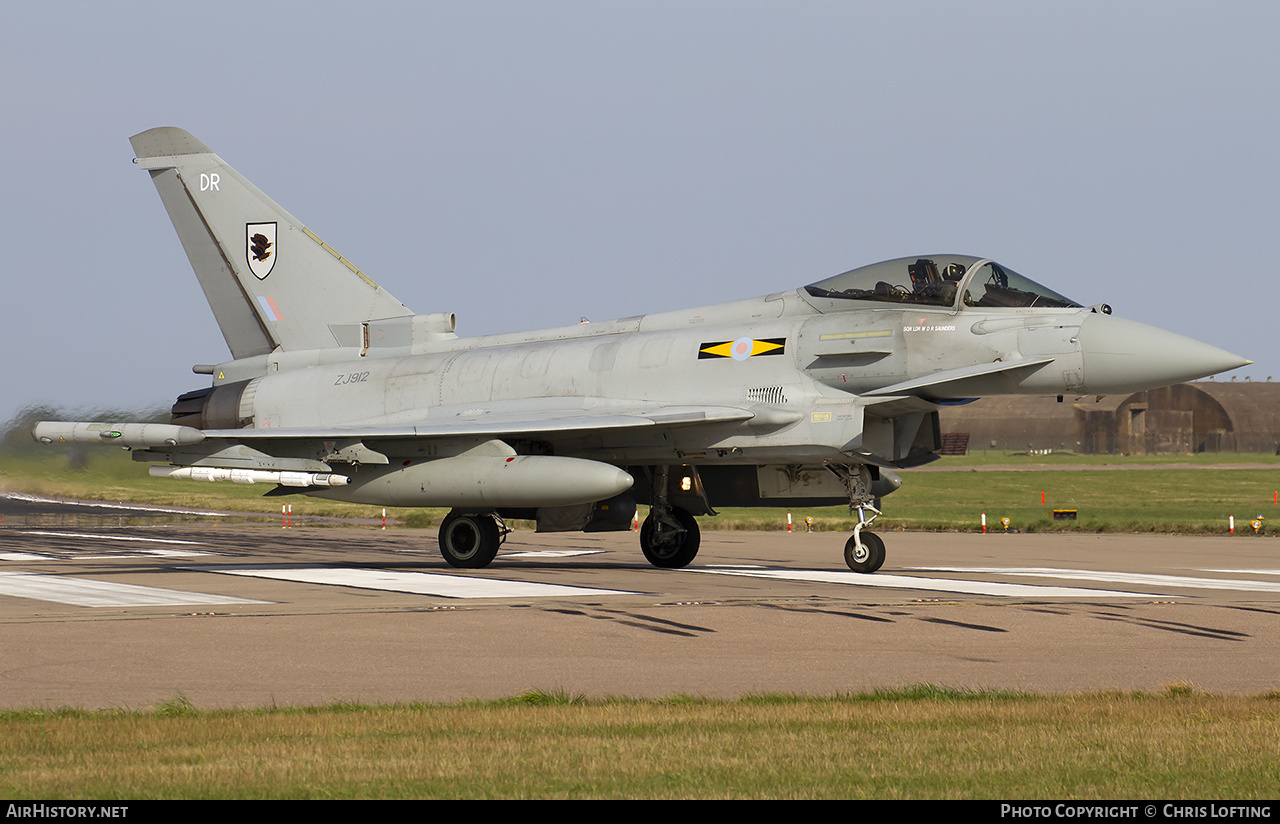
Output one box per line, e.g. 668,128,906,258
666,465,717,516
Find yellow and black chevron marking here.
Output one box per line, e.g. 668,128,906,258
698,337,786,360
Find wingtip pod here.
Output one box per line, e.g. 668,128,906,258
32,421,205,448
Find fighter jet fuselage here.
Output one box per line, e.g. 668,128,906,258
33,129,1250,573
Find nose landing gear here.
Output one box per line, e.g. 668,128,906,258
832,466,887,573
844,518,885,573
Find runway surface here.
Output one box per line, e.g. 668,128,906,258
3,493,1280,708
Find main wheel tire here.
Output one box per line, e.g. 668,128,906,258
439,513,500,569
639,508,701,568
844,531,885,574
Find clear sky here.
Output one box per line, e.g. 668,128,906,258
2,1,1271,425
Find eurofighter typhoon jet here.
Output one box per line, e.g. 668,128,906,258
35,128,1250,572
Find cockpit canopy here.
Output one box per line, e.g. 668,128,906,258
803,255,1081,310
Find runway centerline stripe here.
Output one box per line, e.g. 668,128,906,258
920,567,1280,593
187,565,635,599
0,572,268,607
692,568,1158,598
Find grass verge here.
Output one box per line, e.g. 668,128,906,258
3,687,1279,799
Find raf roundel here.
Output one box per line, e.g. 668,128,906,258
697,337,787,360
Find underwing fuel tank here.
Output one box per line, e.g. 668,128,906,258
326,454,636,508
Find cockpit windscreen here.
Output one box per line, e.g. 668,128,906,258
803,256,1081,310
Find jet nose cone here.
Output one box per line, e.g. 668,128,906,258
1078,313,1250,394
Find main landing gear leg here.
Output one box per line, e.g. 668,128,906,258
639,465,701,569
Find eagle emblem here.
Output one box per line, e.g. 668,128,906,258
246,222,277,279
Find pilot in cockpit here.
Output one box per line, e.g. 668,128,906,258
908,258,964,304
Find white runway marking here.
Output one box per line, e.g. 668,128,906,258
1,492,227,517
3,531,213,560
5,553,207,561
189,565,635,599
0,572,267,607
921,567,1280,593
693,567,1159,598
501,550,606,559
18,531,206,546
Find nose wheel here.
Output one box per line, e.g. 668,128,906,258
843,501,885,573
844,531,885,573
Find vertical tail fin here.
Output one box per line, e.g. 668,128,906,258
130,127,411,358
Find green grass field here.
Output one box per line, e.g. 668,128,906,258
4,448,1279,534
4,689,1280,799
796,464,1280,535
